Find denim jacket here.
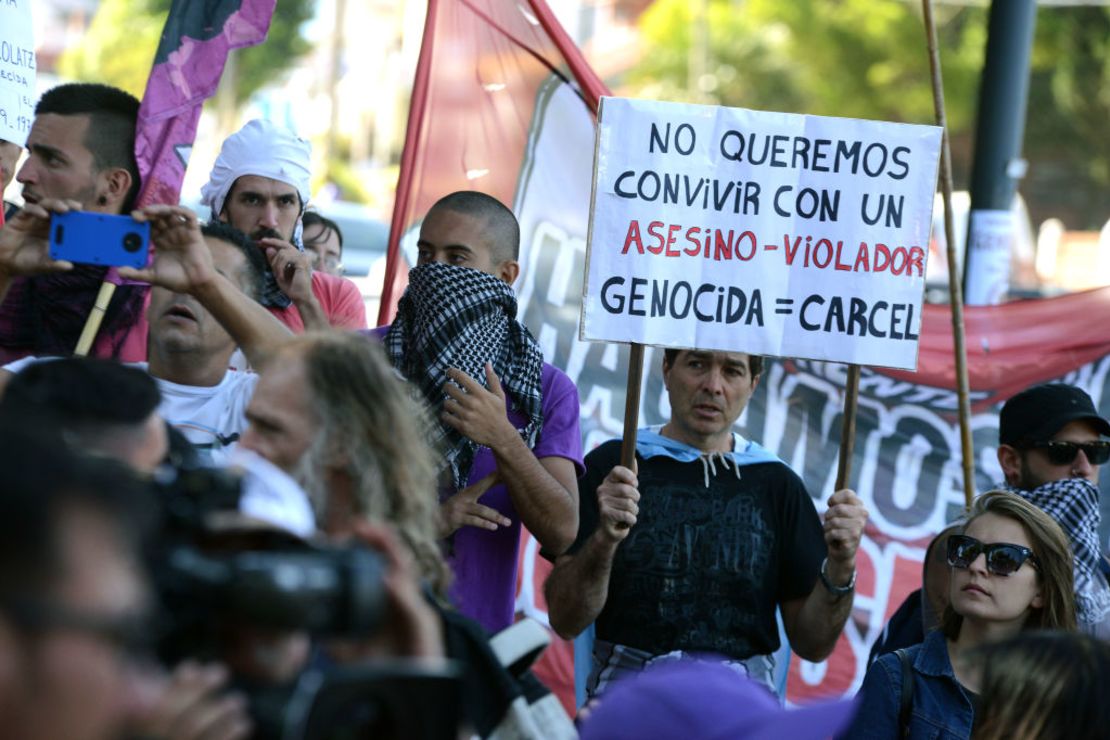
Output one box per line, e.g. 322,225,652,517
843,630,974,739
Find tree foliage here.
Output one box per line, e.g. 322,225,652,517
632,0,985,128
58,0,314,105
629,1,1110,227
56,0,165,98
1031,7,1110,177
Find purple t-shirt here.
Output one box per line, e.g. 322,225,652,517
363,327,584,633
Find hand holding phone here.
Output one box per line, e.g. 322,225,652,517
120,205,219,295
0,199,79,278
49,211,151,269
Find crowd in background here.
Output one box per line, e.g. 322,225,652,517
2,81,1110,740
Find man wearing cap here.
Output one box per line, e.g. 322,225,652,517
201,119,366,334
997,382,1110,637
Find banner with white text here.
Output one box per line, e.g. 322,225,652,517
582,97,942,370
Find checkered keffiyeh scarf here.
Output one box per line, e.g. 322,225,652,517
385,262,544,490
256,226,305,309
260,266,294,309
1003,478,1110,626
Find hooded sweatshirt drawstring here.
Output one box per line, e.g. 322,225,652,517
698,451,743,488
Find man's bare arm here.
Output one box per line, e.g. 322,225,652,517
779,488,867,662
494,444,578,554
191,271,293,369
545,465,638,639
778,576,854,662
442,364,578,554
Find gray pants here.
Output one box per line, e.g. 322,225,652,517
586,639,778,700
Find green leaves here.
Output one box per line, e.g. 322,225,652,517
629,1,1110,228
57,0,313,106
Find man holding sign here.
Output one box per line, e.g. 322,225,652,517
548,95,934,698
546,348,867,697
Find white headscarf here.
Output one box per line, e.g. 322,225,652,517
200,118,312,246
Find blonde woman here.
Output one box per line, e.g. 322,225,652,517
846,491,1076,739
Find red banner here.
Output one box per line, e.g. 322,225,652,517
378,0,606,324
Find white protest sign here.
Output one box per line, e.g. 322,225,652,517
581,97,942,370
0,0,35,146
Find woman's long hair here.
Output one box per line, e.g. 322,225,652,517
973,631,1110,740
940,490,1076,639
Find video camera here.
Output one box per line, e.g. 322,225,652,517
151,464,386,651
147,463,460,739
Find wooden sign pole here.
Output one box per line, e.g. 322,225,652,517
73,281,116,356
619,342,646,470
835,364,862,491
923,0,976,507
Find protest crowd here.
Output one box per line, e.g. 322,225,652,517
3,75,1110,740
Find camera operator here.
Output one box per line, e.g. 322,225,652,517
238,332,569,737
0,425,157,740
117,207,573,737
0,354,312,739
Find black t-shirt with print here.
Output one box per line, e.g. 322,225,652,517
570,439,827,659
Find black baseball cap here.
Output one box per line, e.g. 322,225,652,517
999,383,1110,446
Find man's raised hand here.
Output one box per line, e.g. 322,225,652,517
120,205,217,293
441,363,519,450
259,238,314,303
327,521,445,664
823,488,868,585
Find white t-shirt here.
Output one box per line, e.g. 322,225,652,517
3,357,258,466
137,362,258,465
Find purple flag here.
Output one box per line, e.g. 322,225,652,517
134,0,276,210
103,0,276,291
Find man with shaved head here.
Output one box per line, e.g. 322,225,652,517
370,190,583,634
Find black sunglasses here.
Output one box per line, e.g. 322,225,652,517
946,534,1038,576
1024,440,1110,466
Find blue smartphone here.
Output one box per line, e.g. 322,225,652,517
49,211,151,269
